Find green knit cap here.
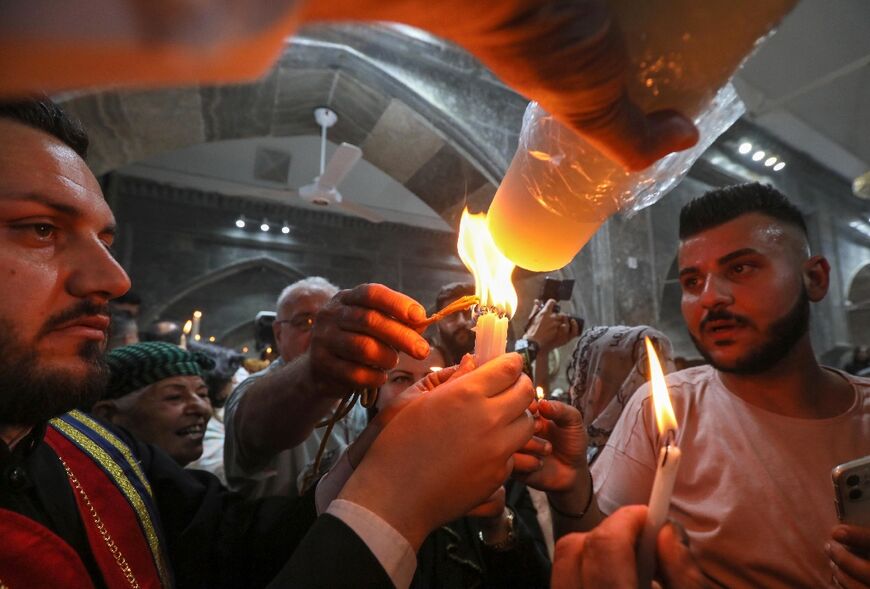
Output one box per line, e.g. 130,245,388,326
105,341,215,399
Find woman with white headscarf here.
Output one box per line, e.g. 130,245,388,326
566,325,676,464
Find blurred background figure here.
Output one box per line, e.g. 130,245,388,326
110,290,142,319
141,319,183,344
843,345,870,375
566,325,675,463
187,341,246,484
107,309,140,351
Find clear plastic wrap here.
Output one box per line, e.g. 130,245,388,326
517,84,744,223
486,88,744,272
487,0,796,272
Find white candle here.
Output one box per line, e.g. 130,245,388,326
180,319,193,350
635,336,682,587
474,309,509,366
636,439,682,587
191,310,202,340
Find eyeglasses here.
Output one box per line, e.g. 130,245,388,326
275,314,315,332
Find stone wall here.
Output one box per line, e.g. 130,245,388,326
107,175,478,349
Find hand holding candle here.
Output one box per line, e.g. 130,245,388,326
456,209,517,366
636,336,682,588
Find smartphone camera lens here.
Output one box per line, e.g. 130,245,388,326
847,474,861,487
849,488,863,501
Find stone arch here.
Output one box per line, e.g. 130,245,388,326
148,257,306,343
60,25,524,222
846,262,870,345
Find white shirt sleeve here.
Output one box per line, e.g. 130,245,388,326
326,499,417,589
315,448,354,514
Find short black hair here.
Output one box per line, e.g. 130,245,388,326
0,97,89,158
679,183,807,240
434,281,475,312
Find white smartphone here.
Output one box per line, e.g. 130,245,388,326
833,455,870,527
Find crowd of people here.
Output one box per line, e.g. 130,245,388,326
1,0,868,587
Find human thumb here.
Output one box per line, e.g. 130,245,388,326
657,521,709,589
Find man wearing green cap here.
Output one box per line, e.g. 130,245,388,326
92,342,214,466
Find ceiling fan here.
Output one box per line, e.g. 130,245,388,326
297,107,384,223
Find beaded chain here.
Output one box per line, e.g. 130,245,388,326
59,458,140,588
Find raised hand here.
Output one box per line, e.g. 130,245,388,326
338,353,536,550
308,283,430,395
828,524,870,588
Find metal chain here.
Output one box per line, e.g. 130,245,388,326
59,458,140,589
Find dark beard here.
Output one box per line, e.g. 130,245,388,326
443,329,475,365
690,288,810,375
0,319,108,425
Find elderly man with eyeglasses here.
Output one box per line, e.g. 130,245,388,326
224,276,369,499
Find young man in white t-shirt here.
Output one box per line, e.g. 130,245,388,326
543,183,870,588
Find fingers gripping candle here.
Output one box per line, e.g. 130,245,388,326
456,209,518,366
636,336,682,587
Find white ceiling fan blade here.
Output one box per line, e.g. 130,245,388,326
337,201,386,223
318,143,362,189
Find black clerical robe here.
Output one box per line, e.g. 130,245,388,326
0,411,321,588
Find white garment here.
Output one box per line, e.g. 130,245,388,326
187,409,227,486
592,365,870,589
223,358,368,498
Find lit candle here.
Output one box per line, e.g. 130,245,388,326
636,336,681,587
180,320,192,350
191,310,202,340
456,209,518,366
536,386,545,401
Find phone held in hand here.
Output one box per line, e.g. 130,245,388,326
541,277,574,303
833,455,870,527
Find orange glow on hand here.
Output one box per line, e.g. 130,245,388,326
645,336,678,436
457,209,518,317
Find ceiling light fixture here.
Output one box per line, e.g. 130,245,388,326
773,162,786,172
764,156,777,167
738,142,753,155
752,150,765,162
260,221,270,232
281,223,291,235
235,216,246,229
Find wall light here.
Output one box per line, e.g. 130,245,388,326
738,142,753,155
752,150,765,162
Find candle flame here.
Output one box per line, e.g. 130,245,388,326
430,366,443,373
536,386,545,401
457,209,518,317
193,310,202,319
183,320,193,335
645,336,678,436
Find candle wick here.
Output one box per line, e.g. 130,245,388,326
472,304,507,323
660,428,677,466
